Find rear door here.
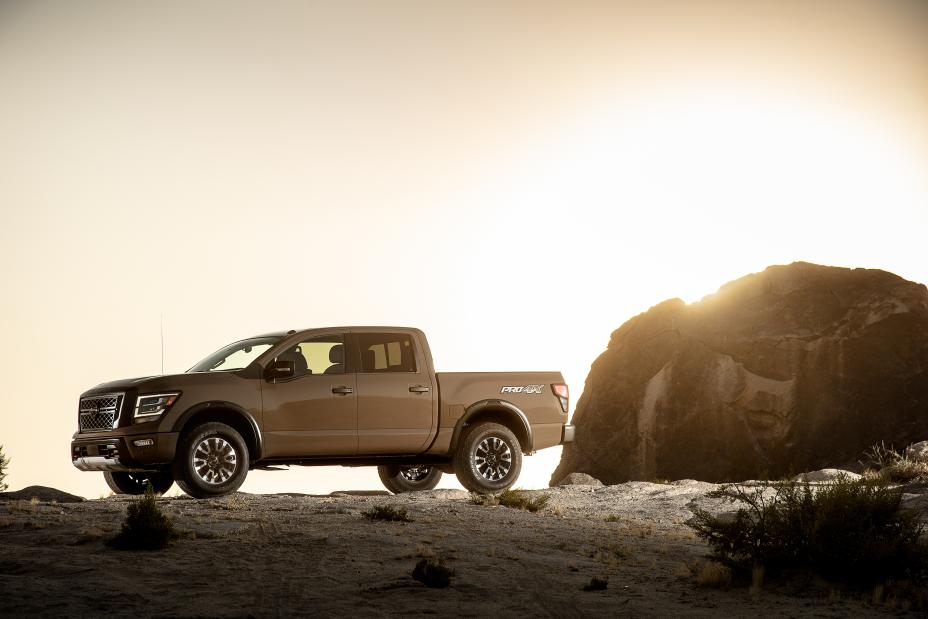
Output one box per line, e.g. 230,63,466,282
351,331,435,454
261,333,357,457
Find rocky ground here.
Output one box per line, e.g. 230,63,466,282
2,478,925,617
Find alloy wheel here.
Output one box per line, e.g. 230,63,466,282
192,437,238,485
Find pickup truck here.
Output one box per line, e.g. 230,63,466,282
71,326,574,498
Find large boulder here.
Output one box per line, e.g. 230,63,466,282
553,263,928,484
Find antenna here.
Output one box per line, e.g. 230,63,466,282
160,313,164,375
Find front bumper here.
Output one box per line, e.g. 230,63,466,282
561,424,575,444
71,432,179,472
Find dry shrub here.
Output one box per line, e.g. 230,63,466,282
74,526,105,545
582,577,608,591
861,441,928,484
497,489,549,512
697,561,732,588
8,500,36,514
412,558,453,588
673,562,694,579
471,489,550,512
750,564,765,596
362,505,411,522
469,493,499,507
0,445,9,492
861,441,902,470
880,459,928,484
415,543,435,558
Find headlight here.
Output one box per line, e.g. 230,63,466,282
134,393,180,419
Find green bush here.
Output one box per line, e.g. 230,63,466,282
412,558,453,588
362,505,411,522
108,483,176,550
688,477,927,586
0,444,9,492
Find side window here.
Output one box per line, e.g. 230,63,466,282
356,333,417,373
275,335,346,377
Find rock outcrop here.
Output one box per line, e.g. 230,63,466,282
0,485,85,503
553,263,928,484
906,441,928,463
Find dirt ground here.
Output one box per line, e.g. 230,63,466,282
0,481,917,617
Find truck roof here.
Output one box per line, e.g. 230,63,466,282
251,326,423,339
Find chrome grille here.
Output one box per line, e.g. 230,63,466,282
78,393,124,432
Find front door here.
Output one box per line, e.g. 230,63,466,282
262,334,357,457
352,331,435,454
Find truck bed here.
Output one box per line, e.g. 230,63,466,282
425,371,568,455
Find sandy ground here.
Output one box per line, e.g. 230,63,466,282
0,481,919,617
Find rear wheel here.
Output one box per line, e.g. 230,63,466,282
173,422,249,499
378,465,443,493
454,422,522,493
103,471,174,495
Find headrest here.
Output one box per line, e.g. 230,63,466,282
328,344,344,364
278,348,308,372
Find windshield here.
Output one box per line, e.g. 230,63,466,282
187,336,283,373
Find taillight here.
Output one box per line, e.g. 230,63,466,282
552,383,569,414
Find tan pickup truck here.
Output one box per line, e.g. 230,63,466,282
71,326,574,498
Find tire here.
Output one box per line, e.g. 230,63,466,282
172,422,249,499
453,422,523,493
378,465,443,494
103,471,174,495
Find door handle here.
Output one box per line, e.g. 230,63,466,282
409,385,431,393
332,386,354,395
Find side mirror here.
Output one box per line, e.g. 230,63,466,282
264,360,295,381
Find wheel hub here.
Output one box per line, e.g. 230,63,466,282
474,436,512,482
399,466,431,483
192,437,237,485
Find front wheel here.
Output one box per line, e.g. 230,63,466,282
454,422,523,493
103,471,174,495
173,422,249,499
378,465,443,493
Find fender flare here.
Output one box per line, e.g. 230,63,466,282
172,401,263,460
451,399,534,454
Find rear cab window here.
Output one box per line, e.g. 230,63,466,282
353,332,418,373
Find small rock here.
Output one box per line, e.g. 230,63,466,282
905,441,928,463
556,473,603,487
792,469,861,482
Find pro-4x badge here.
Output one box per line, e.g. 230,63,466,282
500,385,544,394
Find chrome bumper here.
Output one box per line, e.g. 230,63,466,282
561,424,575,444
72,456,147,473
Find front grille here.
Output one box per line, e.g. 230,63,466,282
78,393,124,432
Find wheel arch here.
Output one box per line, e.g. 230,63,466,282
172,401,263,462
451,399,533,454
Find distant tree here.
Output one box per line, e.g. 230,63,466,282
0,445,9,492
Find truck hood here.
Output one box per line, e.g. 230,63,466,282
81,371,243,398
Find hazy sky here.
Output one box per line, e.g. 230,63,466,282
2,0,926,497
